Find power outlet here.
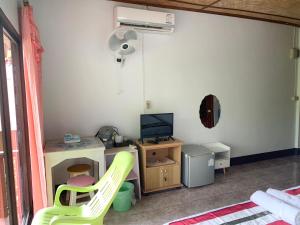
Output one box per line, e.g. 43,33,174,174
145,100,151,109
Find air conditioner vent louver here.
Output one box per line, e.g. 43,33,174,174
120,23,164,30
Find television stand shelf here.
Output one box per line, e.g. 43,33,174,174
147,157,175,168
136,139,182,193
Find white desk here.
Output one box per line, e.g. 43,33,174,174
44,137,105,206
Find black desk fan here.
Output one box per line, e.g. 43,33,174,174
95,126,119,149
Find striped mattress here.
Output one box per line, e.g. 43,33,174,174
165,186,300,225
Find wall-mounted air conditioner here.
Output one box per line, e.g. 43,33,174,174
114,7,175,33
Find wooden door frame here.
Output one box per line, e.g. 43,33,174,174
0,8,33,225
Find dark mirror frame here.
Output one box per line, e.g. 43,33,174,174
199,94,221,129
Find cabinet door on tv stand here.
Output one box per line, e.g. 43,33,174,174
163,164,180,187
145,167,163,192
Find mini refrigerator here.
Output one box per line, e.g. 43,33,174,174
182,145,215,188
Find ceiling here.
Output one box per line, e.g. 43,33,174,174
112,0,300,26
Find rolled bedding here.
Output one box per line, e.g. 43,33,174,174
267,188,300,209
250,190,300,225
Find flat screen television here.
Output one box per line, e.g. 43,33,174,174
140,113,174,143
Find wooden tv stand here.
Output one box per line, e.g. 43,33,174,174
136,139,182,193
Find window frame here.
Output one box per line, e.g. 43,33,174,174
0,8,33,225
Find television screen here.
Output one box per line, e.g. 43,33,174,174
140,113,173,140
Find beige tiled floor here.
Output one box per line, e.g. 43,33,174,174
105,155,300,225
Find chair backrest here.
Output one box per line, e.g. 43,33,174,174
85,151,134,219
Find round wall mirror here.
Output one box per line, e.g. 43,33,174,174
199,95,221,128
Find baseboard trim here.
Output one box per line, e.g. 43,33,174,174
231,148,299,166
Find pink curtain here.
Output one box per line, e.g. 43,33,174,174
21,6,47,212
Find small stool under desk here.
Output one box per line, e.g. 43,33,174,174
66,164,94,205
104,146,141,200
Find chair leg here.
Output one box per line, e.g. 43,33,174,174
66,191,70,204
69,191,77,206
89,191,95,200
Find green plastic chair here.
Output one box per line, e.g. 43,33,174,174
32,151,134,225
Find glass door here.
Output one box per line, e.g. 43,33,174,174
3,32,24,225
0,10,32,225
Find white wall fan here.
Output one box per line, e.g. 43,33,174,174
108,27,138,67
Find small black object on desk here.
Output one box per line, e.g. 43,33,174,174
114,140,134,148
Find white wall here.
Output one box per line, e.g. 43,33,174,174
31,0,296,157
0,0,20,31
